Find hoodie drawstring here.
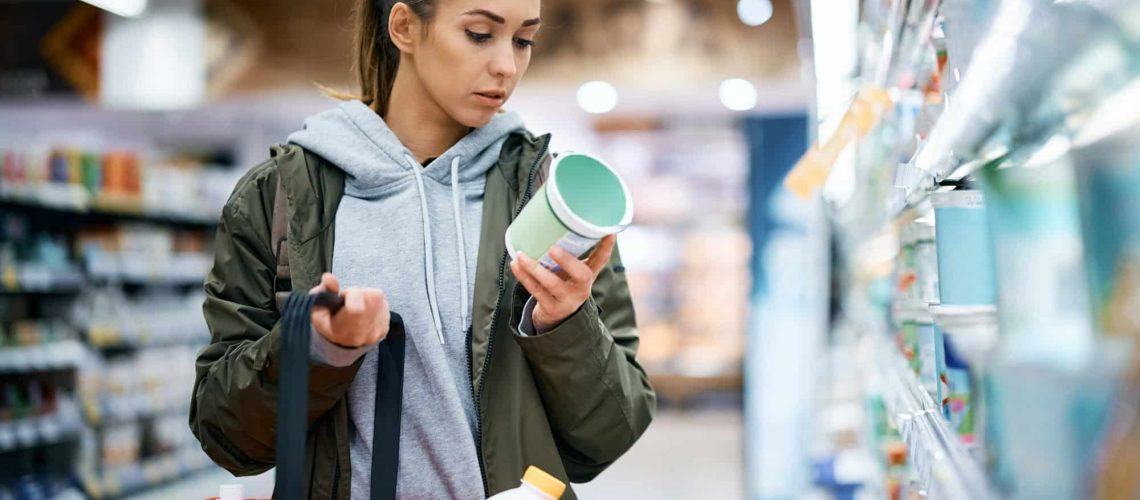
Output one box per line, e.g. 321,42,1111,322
450,157,470,335
405,154,447,344
404,154,471,345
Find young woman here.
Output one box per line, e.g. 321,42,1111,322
189,0,656,498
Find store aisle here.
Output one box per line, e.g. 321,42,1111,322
143,409,744,499
574,409,743,500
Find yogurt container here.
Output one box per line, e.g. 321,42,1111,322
1072,80,1140,340
506,153,633,272
930,189,997,306
979,152,1094,369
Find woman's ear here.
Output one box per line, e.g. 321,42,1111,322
388,2,418,54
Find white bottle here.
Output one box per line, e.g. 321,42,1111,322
487,466,566,500
218,484,243,500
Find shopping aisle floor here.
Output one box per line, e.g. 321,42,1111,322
574,408,743,499
137,409,743,499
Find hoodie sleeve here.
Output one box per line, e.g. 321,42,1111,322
189,162,363,476
509,244,657,482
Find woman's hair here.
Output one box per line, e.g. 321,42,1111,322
344,0,438,116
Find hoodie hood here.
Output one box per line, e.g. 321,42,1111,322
287,99,526,195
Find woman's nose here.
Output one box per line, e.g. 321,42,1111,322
489,43,518,80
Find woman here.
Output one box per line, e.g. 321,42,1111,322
189,0,656,498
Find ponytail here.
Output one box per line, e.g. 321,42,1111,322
329,0,437,117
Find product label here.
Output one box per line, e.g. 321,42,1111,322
539,231,601,272
941,366,973,441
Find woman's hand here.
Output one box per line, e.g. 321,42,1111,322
510,235,616,333
309,273,390,348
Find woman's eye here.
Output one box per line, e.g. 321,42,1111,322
465,29,492,44
514,37,535,49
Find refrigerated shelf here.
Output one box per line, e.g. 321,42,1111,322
0,340,85,374
874,335,994,500
0,190,218,229
0,400,84,454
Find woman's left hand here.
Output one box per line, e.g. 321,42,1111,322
510,235,617,333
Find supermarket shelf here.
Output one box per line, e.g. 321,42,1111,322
0,403,84,454
0,189,218,229
84,447,215,500
1,266,86,295
3,273,203,296
84,252,210,288
83,395,190,428
0,341,86,374
85,325,207,350
1,272,84,296
87,270,206,288
876,338,993,500
648,372,743,403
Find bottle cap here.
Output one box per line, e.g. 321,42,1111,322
219,484,243,500
522,466,565,499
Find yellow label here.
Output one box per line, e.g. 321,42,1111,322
2,267,17,291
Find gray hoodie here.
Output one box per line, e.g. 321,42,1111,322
288,100,526,499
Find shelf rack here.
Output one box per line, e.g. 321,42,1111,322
874,335,994,500
0,191,219,229
0,340,85,374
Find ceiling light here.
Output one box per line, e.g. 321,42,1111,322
737,0,773,27
577,81,619,114
720,78,758,111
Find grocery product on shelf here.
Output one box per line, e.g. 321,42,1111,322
930,189,996,306
76,225,211,286
1,143,241,223
1071,79,1140,499
979,150,1095,368
939,332,973,445
987,344,1127,500
1072,82,1140,342
80,345,199,427
0,380,83,453
0,322,84,374
71,287,208,348
810,451,877,500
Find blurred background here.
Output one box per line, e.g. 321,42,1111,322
2,0,1140,499
0,0,805,498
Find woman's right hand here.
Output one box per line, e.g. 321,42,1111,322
309,273,390,348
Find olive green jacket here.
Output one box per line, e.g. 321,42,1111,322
190,131,656,499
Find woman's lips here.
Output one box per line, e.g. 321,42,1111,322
474,92,505,107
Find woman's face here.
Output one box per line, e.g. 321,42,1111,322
408,0,541,128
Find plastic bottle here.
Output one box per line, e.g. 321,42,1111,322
216,484,243,500
487,466,566,500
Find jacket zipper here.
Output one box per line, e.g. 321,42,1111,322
469,135,550,496
331,460,340,499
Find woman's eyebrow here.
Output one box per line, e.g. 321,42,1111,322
463,9,542,27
